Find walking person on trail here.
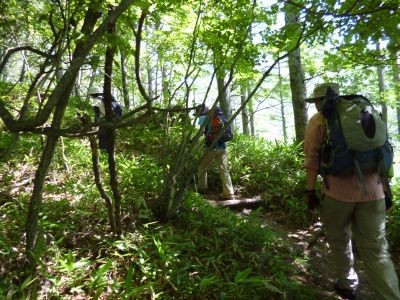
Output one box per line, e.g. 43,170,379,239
88,87,123,153
303,83,400,299
195,104,235,200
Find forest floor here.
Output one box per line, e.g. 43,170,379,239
261,210,374,300
262,208,399,300
205,192,400,300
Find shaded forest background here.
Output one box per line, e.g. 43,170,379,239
0,0,400,298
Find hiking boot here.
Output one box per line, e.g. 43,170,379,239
219,194,235,200
334,281,357,300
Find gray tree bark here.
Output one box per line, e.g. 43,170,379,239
278,62,288,142
120,51,130,109
216,68,231,117
240,84,250,135
285,3,307,143
376,43,388,122
103,8,122,236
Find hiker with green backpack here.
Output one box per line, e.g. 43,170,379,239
304,83,400,299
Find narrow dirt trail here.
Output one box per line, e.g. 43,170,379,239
262,209,400,299
206,192,399,299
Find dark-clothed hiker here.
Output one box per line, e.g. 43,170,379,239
88,87,123,153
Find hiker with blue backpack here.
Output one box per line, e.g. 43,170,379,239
195,104,235,200
88,87,123,153
304,83,400,299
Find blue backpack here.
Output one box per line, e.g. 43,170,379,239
206,107,233,143
320,87,393,192
111,101,123,118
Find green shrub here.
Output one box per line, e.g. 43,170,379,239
118,153,163,218
12,194,316,299
228,135,307,217
387,179,400,248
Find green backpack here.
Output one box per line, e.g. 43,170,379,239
320,88,394,193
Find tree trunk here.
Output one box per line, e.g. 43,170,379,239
240,84,250,135
161,63,171,107
391,52,400,134
377,64,388,122
248,87,255,136
120,50,130,109
376,43,388,122
103,8,122,236
285,4,307,143
216,68,230,116
278,62,288,142
25,136,58,271
90,129,117,233
145,25,154,101
249,106,255,136
18,51,26,82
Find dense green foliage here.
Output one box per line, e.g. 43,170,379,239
230,136,305,206
0,194,316,298
387,180,400,249
1,0,399,297
1,127,399,298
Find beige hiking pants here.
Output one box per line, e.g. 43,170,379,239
321,195,400,299
197,148,234,197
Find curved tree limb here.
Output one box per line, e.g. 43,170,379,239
0,46,55,75
133,8,152,104
26,104,154,137
79,113,116,233
0,0,135,133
